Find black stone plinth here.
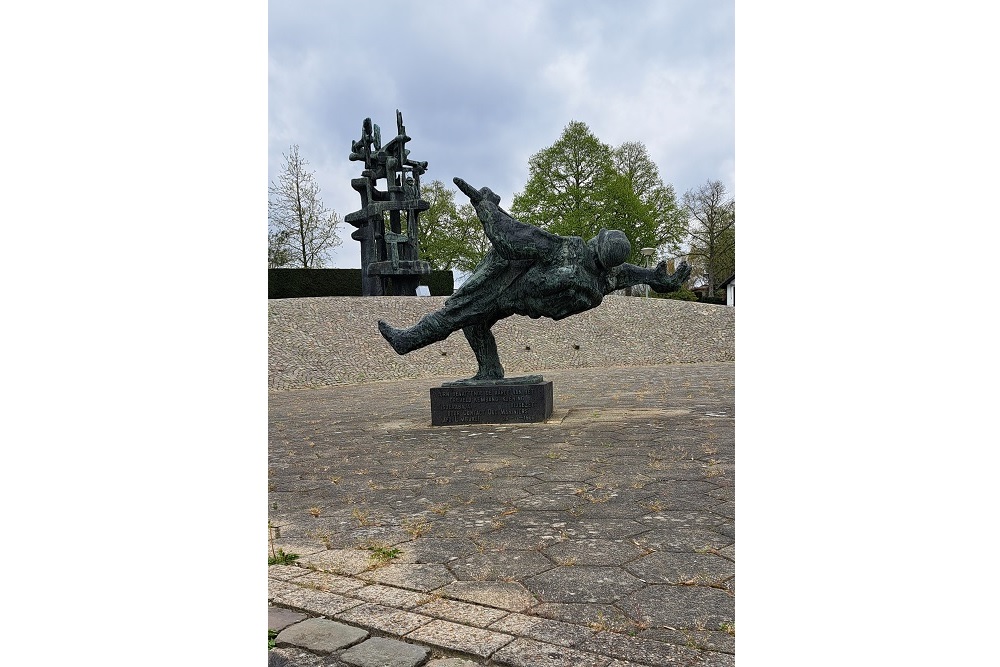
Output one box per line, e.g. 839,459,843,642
430,381,553,426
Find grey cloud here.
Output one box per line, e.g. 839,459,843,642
269,0,733,268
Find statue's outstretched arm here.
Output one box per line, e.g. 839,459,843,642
608,260,692,294
455,177,559,260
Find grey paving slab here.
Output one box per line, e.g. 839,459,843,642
639,627,735,654
351,584,430,609
270,586,364,618
488,613,597,648
270,564,313,581
297,570,368,594
414,597,509,628
270,607,309,632
436,581,538,612
544,538,647,566
623,551,734,586
275,618,369,654
394,537,480,564
491,638,611,667
448,549,553,581
620,585,735,629
404,619,515,659
269,645,350,666
524,566,645,604
529,604,633,632
335,603,433,636
425,659,481,667
359,563,455,591
631,528,732,553
577,632,704,666
340,637,429,667
300,549,374,576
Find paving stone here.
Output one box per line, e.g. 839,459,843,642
269,585,363,618
340,637,430,667
449,549,553,581
335,603,433,636
415,597,509,628
347,526,414,547
578,631,703,666
522,481,593,496
275,618,369,654
567,502,650,521
550,518,648,540
491,637,610,667
467,526,557,551
639,627,735,654
269,646,349,666
269,564,313,581
639,494,721,512
686,650,735,666
631,528,732,553
621,585,734,629
360,563,455,591
425,659,481,667
624,551,734,586
352,584,430,609
544,538,646,566
529,603,632,632
523,566,644,603
513,493,580,511
640,479,720,498
269,607,309,632
297,570,368,594
394,537,480,564
300,549,373,575
437,581,537,612
270,578,300,600
488,613,596,648
637,510,727,529
405,619,515,659
530,462,602,482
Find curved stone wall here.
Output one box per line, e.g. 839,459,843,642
268,295,734,390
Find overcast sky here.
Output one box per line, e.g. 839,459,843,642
269,0,734,268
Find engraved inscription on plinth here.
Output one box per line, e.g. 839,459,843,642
430,382,553,426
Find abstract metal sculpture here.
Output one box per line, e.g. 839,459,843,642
345,110,431,296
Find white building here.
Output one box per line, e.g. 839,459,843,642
718,274,735,307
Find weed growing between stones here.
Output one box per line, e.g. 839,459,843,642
268,521,300,565
364,543,402,566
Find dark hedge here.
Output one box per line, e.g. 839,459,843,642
268,269,454,298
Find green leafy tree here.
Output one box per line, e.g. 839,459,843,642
268,145,342,268
511,123,686,279
510,120,613,240
603,141,688,264
683,180,735,298
417,179,489,272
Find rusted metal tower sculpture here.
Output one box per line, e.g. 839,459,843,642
345,110,432,296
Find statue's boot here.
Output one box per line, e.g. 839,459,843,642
378,313,453,355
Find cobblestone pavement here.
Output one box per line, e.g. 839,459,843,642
269,362,735,666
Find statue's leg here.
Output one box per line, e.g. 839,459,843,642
462,321,504,380
378,312,456,355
